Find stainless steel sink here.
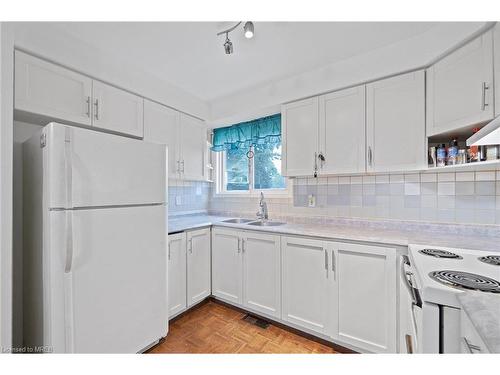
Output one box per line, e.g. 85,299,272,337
247,221,286,227
222,218,254,224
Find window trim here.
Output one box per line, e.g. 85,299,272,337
214,146,290,198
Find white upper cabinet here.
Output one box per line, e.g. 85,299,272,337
179,113,207,181
366,71,426,173
92,80,144,138
186,228,211,308
241,232,281,319
282,97,319,176
281,236,329,335
211,228,243,305
494,25,500,117
15,50,93,126
427,30,494,136
168,233,187,318
328,242,397,353
144,100,181,179
319,86,366,174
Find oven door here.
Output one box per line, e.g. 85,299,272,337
400,255,423,353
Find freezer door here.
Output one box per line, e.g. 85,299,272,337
45,122,166,209
51,205,167,353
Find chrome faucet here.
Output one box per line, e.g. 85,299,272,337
256,192,269,221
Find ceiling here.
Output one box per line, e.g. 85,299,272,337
50,22,447,102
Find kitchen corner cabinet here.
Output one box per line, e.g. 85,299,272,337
282,97,319,176
211,228,243,304
319,86,366,174
144,100,181,179
211,228,281,319
168,232,187,317
494,25,500,117
186,228,211,308
427,30,494,136
144,100,207,181
15,50,93,126
366,70,426,173
329,242,397,353
281,236,329,335
92,80,144,137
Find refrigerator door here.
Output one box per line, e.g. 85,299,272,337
49,205,167,353
45,122,166,209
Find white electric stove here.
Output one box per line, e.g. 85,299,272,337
400,244,500,353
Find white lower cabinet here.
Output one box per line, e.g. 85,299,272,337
328,242,397,353
281,236,330,335
211,228,243,304
168,228,211,319
168,232,187,317
187,228,211,307
242,232,281,319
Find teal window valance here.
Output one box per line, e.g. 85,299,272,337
212,114,281,152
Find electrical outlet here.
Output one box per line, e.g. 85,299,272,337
308,194,316,208
175,196,182,206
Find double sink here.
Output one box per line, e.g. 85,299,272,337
222,218,286,227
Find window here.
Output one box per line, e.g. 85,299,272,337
218,142,286,193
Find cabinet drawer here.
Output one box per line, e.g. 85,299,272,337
460,309,489,353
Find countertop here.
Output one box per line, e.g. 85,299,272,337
457,292,500,353
168,214,500,252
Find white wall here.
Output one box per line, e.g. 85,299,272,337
208,22,492,127
0,22,14,352
8,22,210,120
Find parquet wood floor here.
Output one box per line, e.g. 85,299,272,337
147,300,338,354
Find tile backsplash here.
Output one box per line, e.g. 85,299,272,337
168,180,210,214
209,170,500,225
291,171,500,225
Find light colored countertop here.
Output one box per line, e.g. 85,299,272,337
168,214,500,252
457,292,500,353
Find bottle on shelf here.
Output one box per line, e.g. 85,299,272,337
437,144,446,167
469,128,480,162
447,139,458,165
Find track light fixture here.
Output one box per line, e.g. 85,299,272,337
216,21,254,55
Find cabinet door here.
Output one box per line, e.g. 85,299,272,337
494,25,500,117
186,228,211,307
281,236,329,334
211,228,242,304
168,233,187,318
282,97,319,176
144,100,181,179
366,71,425,173
427,30,494,136
179,113,206,181
92,80,144,137
330,242,396,353
15,50,92,126
242,232,281,319
319,86,366,174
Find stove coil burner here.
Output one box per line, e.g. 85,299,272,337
419,248,462,259
478,255,500,266
429,270,500,293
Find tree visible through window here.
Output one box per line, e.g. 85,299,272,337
224,142,286,192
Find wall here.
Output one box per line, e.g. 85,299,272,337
168,180,211,215
209,170,500,226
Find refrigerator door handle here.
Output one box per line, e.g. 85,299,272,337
64,211,74,273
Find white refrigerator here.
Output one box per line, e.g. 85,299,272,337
23,122,168,353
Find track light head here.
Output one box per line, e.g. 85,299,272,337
244,21,254,39
224,33,233,54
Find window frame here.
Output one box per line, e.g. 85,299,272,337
215,144,290,197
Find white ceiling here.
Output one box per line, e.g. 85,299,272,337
50,22,447,102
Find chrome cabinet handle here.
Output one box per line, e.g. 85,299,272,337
94,99,99,120
313,152,318,177
481,82,489,111
180,160,185,173
241,239,245,253
188,239,193,253
331,249,335,275
324,249,328,276
237,238,241,253
168,243,171,260
462,337,481,353
85,96,91,117
176,160,180,173
368,146,373,167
